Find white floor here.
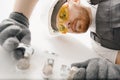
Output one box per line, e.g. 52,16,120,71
0,0,98,79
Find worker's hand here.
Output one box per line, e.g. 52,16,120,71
0,12,31,52
71,58,120,80
71,58,101,80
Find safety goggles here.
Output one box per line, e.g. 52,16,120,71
57,4,69,34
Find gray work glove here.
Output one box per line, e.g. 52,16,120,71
71,58,120,80
0,12,31,57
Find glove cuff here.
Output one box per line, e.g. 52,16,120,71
9,12,29,27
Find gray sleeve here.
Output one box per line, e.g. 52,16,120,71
90,0,108,5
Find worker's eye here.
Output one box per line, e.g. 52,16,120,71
58,5,69,22
58,24,68,34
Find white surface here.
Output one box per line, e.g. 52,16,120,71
0,0,98,79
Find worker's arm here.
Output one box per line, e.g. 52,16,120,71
13,0,38,19
0,0,38,53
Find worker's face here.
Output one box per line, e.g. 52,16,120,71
56,0,91,34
